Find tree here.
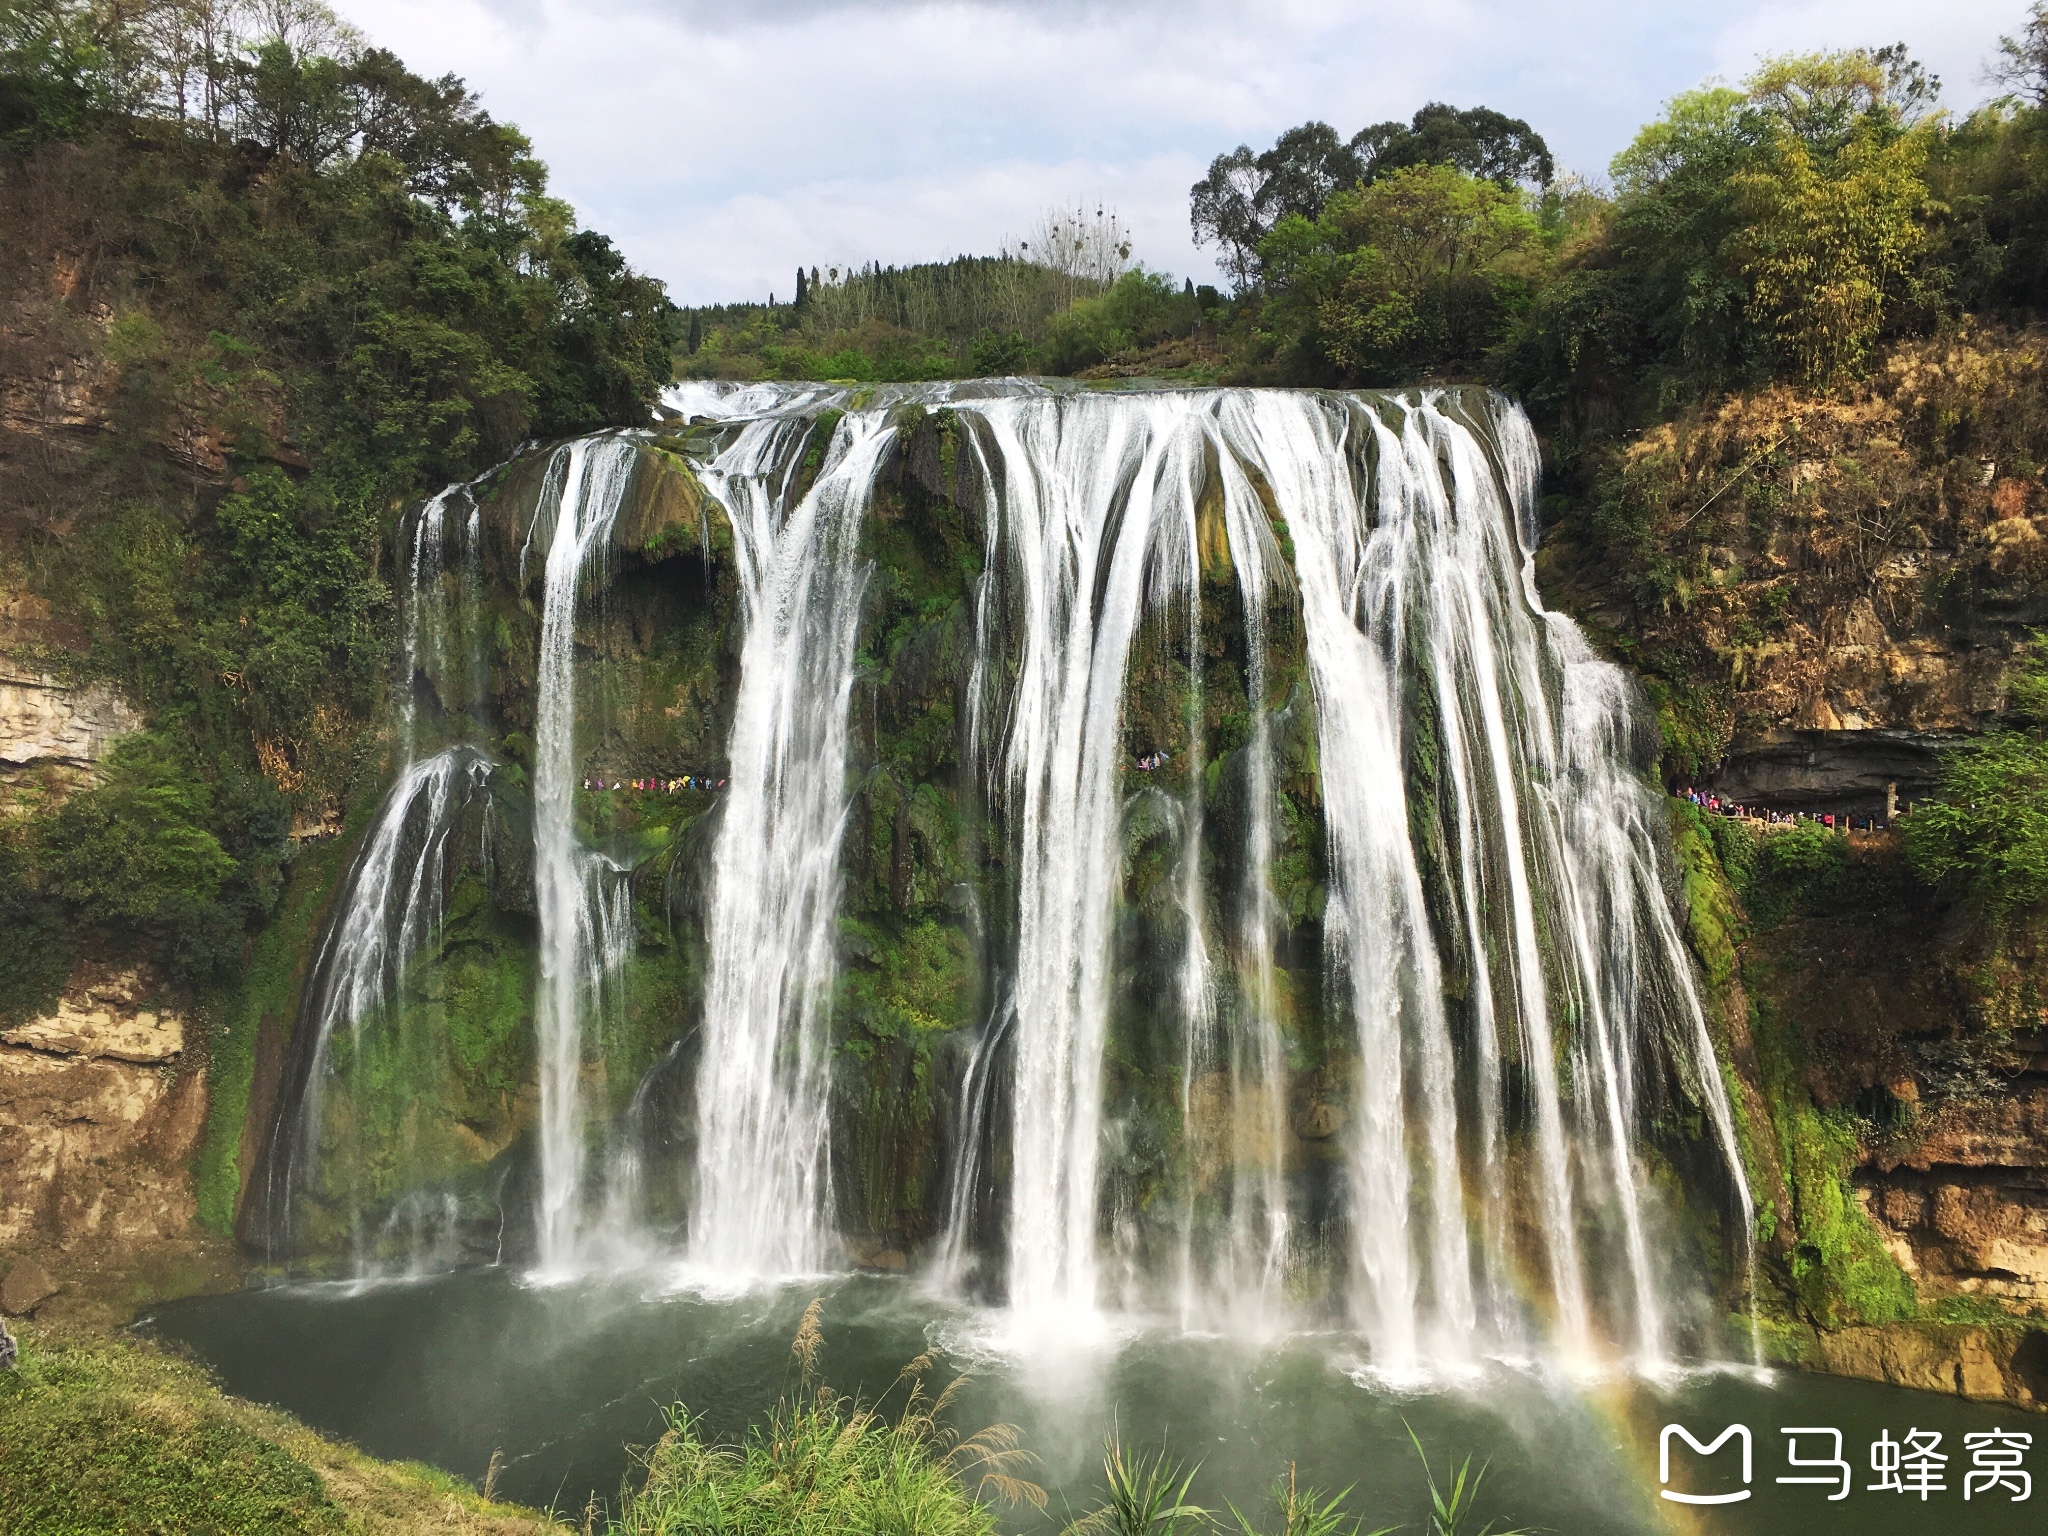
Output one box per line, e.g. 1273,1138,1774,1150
1731,112,1935,383
1254,120,1363,221
1191,105,1553,292
1905,635,2048,916
1257,165,1538,381
1991,2,2048,106
1352,102,1554,188
1190,144,1265,291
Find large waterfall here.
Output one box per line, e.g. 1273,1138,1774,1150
684,407,889,1278
261,380,1751,1370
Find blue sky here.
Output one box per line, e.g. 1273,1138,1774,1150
331,0,2025,304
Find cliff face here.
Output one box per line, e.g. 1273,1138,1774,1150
5,338,2046,1404
1546,331,2048,1402
1541,328,2048,803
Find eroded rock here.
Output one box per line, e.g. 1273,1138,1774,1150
0,1258,57,1315
0,666,142,772
0,965,205,1250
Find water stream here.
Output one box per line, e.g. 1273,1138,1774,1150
272,381,1750,1372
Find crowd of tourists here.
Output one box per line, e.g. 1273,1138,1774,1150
1132,750,1173,772
583,775,726,793
1679,787,1897,834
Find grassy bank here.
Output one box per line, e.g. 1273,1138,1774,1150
0,1324,556,1536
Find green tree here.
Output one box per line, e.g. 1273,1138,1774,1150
1259,165,1538,380
1729,55,1940,383
1905,637,2048,915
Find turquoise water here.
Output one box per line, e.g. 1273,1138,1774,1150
140,1271,2041,1533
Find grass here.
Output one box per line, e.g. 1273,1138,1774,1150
0,1323,556,1536
606,1299,1041,1536
0,1306,1535,1536
605,1304,1537,1536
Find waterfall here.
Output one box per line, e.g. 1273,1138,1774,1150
929,385,1747,1361
526,436,640,1273
260,477,494,1265
684,409,893,1277
266,381,1753,1368
1213,446,1292,1323
266,746,494,1259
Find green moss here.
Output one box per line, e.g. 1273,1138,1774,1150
1670,801,1747,991
304,912,537,1241
839,917,976,1041
1669,797,1913,1325
195,826,358,1236
1778,1101,1918,1326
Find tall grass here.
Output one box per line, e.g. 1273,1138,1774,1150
607,1299,1043,1536
605,1307,1530,1536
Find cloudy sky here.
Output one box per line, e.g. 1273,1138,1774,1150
329,0,2023,305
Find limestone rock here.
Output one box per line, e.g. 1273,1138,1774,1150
0,967,184,1064
1,1258,57,1315
0,667,141,772
0,964,205,1250
1806,1324,2046,1408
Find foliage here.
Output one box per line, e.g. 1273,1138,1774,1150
609,1301,1041,1536
0,0,675,1008
1068,1437,1208,1536
1227,1468,1384,1536
1729,97,1937,383
1190,105,1553,290
1906,635,2048,913
680,255,1124,382
193,818,356,1234
1041,268,1204,374
1256,165,1538,381
0,830,74,1024
1405,1424,1529,1536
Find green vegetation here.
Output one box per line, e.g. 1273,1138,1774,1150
680,205,1223,383
1906,634,2048,914
607,1307,1525,1536
607,1301,1038,1536
687,16,2048,408
0,0,673,1050
1673,802,1922,1327
0,1323,551,1535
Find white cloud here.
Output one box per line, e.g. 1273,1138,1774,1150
330,0,2022,303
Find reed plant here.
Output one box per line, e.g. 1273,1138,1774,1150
606,1299,1043,1536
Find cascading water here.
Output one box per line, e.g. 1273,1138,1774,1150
265,747,494,1261
930,385,1748,1362
267,379,1752,1375
682,407,893,1278
525,436,640,1273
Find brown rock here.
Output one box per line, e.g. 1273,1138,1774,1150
1,1258,57,1315
1807,1324,2042,1408
1291,1096,1343,1140
0,966,183,1064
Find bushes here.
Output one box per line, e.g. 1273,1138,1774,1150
1905,634,2048,916
1040,269,1203,374
42,735,235,925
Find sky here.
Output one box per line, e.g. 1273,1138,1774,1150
328,0,2025,305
